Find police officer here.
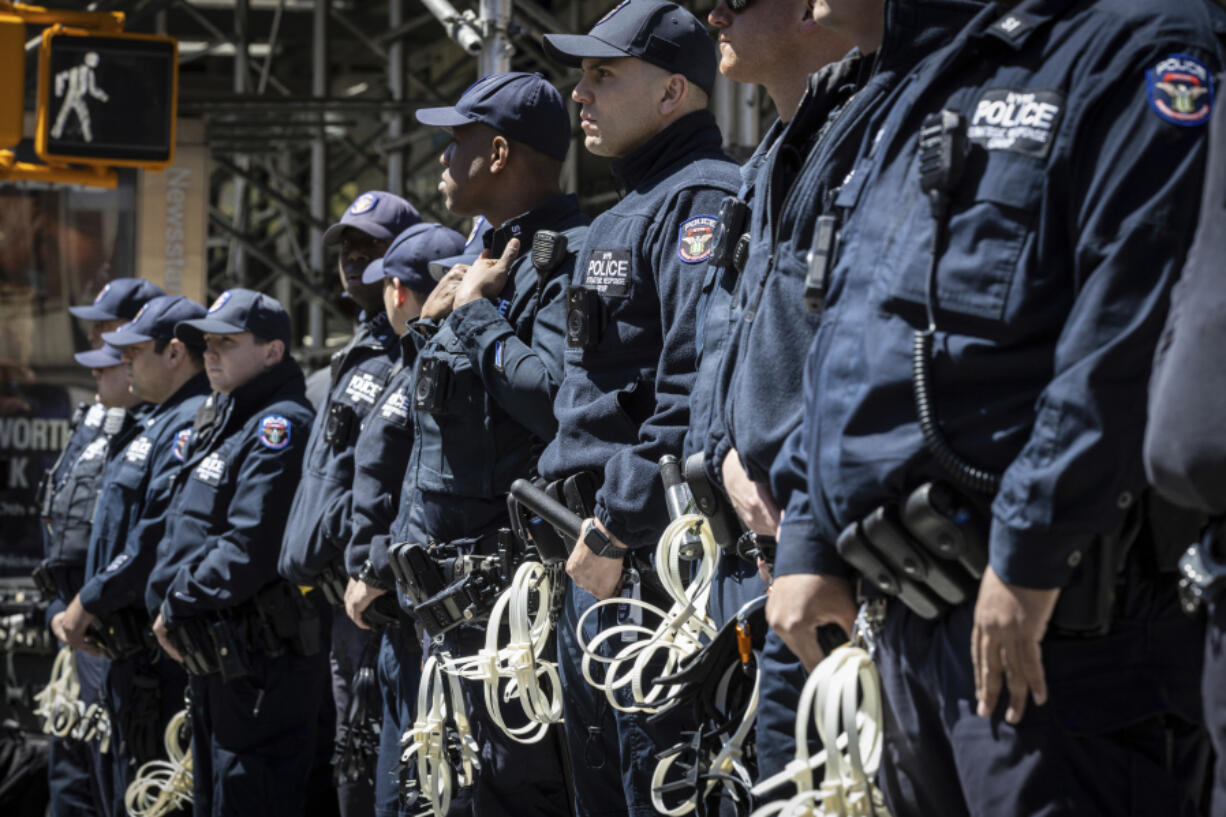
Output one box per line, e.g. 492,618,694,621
341,223,464,817
145,289,326,817
692,0,861,788
766,0,1220,815
1143,71,1226,817
538,4,741,813
278,191,419,817
390,70,588,817
46,341,147,817
52,296,211,814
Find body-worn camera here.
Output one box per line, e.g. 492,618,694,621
325,402,357,447
387,530,523,639
709,197,748,273
566,287,604,350
803,214,839,313
413,357,452,415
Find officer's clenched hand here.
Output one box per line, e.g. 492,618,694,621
51,596,100,656
420,265,468,322
766,573,857,673
566,517,627,600
971,566,1060,725
721,449,781,536
152,612,184,664
344,577,387,631
454,238,519,310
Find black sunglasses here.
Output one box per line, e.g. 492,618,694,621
725,0,754,12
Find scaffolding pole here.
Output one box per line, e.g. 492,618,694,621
309,0,328,351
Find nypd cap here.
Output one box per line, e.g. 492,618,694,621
69,277,166,321
74,342,124,369
175,288,292,346
102,295,208,347
362,223,468,292
322,191,421,247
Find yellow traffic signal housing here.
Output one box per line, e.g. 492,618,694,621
0,14,24,149
35,25,177,170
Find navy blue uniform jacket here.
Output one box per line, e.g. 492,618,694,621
774,0,1220,588
148,359,314,623
279,313,399,584
538,112,740,549
79,372,211,618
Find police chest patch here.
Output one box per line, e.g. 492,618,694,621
125,436,153,465
678,215,718,264
344,372,382,406
83,403,106,429
193,452,226,485
1147,54,1213,127
258,415,291,450
172,428,191,462
79,437,107,462
968,89,1063,158
208,290,232,313
379,387,410,423
582,249,632,297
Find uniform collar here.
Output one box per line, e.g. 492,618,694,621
879,0,991,69
483,193,585,257
159,371,211,415
967,0,1075,49
354,310,396,349
610,110,725,192
217,357,305,430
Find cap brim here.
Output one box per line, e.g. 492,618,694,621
74,349,122,368
175,317,245,345
414,106,475,128
361,259,387,285
323,219,397,247
427,251,482,281
68,304,119,321
101,329,156,347
542,33,631,66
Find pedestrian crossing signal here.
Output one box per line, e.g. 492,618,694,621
0,14,23,149
35,26,177,169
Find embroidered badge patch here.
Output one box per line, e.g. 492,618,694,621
968,89,1063,158
172,428,191,462
349,193,378,214
465,216,487,249
379,387,411,423
258,414,291,450
194,452,226,485
582,249,632,297
208,290,232,313
344,371,382,406
84,403,106,429
79,437,107,462
125,436,153,464
596,0,630,25
104,553,130,573
93,282,111,304
1147,54,1213,127
678,215,718,264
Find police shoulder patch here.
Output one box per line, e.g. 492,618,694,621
678,215,718,264
208,290,232,313
350,193,378,214
258,414,291,450
1147,53,1213,127
172,428,192,462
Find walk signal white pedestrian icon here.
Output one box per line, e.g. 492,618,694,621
50,51,109,143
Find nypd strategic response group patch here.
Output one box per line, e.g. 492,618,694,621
1147,54,1213,127
258,415,291,450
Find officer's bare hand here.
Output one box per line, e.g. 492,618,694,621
51,596,100,656
566,517,627,601
454,239,519,310
152,612,184,664
971,565,1060,724
721,449,781,536
344,577,387,631
766,573,857,672
420,266,468,322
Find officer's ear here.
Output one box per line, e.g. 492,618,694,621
262,339,286,366
489,134,511,175
392,278,407,307
658,73,689,116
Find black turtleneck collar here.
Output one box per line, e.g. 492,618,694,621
611,110,726,192
483,193,585,257
879,0,992,72
163,370,211,412
217,356,305,433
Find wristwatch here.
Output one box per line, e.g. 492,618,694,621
582,523,626,560
357,559,388,591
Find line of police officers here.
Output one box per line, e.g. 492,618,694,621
30,0,1226,814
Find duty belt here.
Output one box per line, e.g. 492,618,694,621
89,608,158,660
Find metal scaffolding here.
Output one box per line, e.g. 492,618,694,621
33,0,768,365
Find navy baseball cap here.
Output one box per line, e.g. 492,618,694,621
323,191,422,247
74,343,123,369
363,223,468,292
175,289,292,347
428,216,493,281
415,72,571,162
102,295,208,347
543,0,717,96
69,277,165,321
